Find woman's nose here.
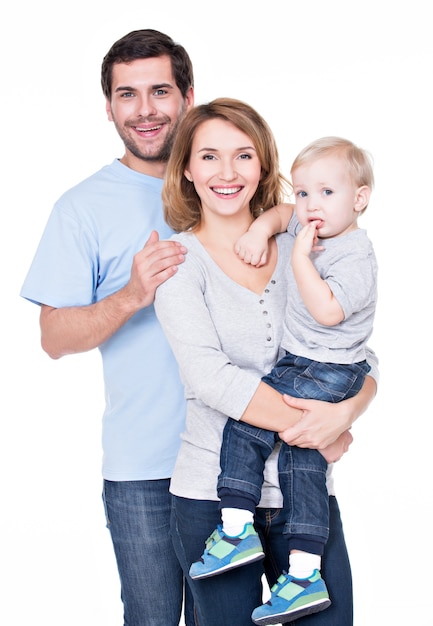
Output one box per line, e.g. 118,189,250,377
219,160,236,180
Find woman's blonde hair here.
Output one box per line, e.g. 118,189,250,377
163,97,291,232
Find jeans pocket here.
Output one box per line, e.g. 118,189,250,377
293,361,354,402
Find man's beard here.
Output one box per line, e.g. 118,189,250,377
116,111,184,163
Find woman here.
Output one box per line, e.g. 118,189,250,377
154,98,378,625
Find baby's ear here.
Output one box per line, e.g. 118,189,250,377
354,185,371,213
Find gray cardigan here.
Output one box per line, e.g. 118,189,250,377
155,232,379,506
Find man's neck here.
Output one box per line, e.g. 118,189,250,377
120,153,167,179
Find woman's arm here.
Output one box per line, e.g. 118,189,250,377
155,242,303,431
238,380,303,430
239,374,376,447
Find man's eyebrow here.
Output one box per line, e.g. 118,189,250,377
152,82,174,90
114,82,174,93
114,85,136,93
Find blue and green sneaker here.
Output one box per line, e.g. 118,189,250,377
251,570,331,625
189,523,264,580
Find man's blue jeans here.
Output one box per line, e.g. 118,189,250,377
218,352,370,552
102,479,195,626
171,495,353,625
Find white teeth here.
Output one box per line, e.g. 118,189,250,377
136,125,161,132
213,187,241,195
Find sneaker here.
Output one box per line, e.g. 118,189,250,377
189,523,265,580
251,570,331,625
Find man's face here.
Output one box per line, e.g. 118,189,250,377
106,55,194,175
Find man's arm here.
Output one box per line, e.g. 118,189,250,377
40,231,186,359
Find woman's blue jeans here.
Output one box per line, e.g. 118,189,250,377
171,494,353,625
102,479,195,626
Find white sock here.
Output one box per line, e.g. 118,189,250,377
221,507,254,536
288,552,321,579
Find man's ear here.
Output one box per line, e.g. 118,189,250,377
105,99,113,122
185,86,195,110
354,185,371,213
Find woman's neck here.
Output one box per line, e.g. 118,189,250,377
193,212,278,295
195,213,254,250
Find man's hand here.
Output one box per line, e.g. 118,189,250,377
123,230,187,308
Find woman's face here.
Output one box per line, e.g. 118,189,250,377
184,118,262,220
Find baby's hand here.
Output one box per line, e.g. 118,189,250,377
293,221,324,257
235,231,269,267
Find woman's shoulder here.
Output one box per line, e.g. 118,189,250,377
169,231,193,244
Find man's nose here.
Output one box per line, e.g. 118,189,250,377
136,94,158,117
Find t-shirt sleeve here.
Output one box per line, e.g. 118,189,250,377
20,200,97,307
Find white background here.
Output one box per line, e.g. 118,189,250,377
1,1,432,624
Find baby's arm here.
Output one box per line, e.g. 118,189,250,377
235,203,294,267
292,221,344,326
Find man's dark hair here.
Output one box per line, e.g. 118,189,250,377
101,29,194,99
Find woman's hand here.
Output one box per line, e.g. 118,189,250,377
278,395,352,449
277,377,376,449
319,430,353,463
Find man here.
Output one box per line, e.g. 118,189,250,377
20,29,195,626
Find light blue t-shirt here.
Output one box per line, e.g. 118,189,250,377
20,159,186,481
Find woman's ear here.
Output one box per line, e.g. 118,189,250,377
184,169,193,182
354,185,371,213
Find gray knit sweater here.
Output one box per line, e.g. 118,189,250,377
155,232,379,506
